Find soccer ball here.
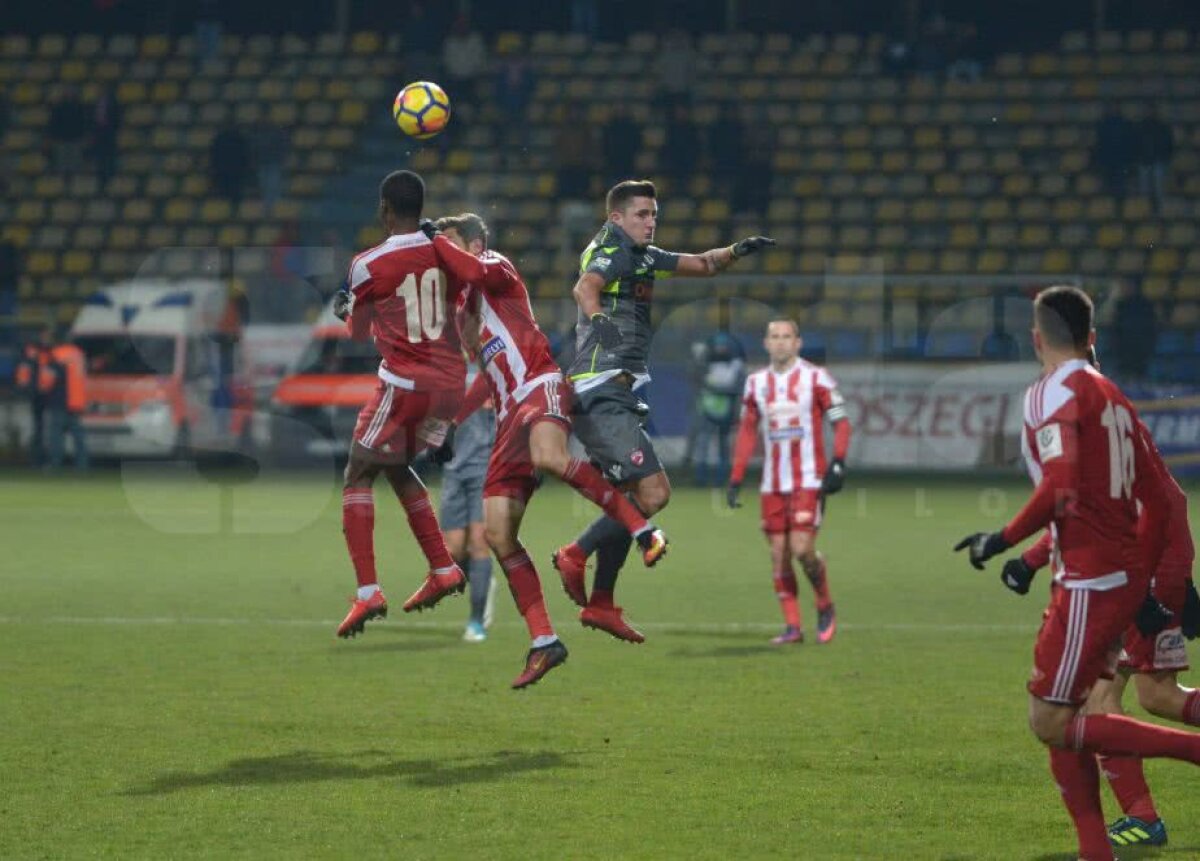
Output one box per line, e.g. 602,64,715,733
393,81,451,140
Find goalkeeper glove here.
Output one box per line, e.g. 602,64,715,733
726,483,742,509
333,289,352,322
953,531,1011,571
820,458,846,496
1000,557,1036,595
730,236,777,259
429,422,457,465
1135,591,1174,637
590,313,622,350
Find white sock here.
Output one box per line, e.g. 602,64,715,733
532,634,559,649
357,584,380,600
433,565,457,576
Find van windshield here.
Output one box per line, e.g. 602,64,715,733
295,337,379,375
75,335,177,376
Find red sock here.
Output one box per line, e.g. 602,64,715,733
1067,713,1200,763
399,488,454,571
342,487,376,588
1049,748,1114,861
773,565,801,628
1185,689,1200,727
1098,755,1158,822
500,548,554,640
560,459,649,535
590,588,614,609
801,553,833,611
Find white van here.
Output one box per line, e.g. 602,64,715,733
71,279,254,457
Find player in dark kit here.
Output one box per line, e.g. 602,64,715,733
954,285,1200,861
552,179,775,642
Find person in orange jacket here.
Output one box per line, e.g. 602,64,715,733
13,327,54,466
45,327,89,470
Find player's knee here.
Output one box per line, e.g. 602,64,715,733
530,443,568,475
484,523,516,557
1136,682,1178,719
1027,705,1071,747
636,485,670,515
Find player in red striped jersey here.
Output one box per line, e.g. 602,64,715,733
955,285,1200,861
432,214,667,687
333,170,494,639
727,319,852,645
1000,347,1199,850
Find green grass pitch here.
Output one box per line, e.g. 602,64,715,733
1,471,1196,860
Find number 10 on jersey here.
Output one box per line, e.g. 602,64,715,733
395,268,447,343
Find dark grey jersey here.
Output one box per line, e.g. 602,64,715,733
567,222,679,391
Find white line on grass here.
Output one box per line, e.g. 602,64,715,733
0,616,1036,633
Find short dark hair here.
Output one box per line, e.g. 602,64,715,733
1034,285,1094,350
606,180,657,215
435,212,489,248
766,318,801,337
379,170,425,219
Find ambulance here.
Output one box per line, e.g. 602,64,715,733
71,279,254,457
268,300,378,459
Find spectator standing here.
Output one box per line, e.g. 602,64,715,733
602,104,642,185
664,103,699,192
1109,280,1158,382
195,0,222,67
254,123,288,208
655,29,696,111
47,87,88,173
209,125,251,204
494,53,535,166
0,240,20,345
1134,105,1174,212
89,86,122,188
688,330,746,487
1092,103,1134,199
13,327,53,466
442,14,488,107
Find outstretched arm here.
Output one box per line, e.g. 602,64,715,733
673,236,777,278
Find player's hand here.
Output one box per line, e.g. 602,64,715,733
820,458,846,496
590,313,622,350
429,422,457,465
333,290,352,322
418,218,440,240
726,482,741,509
999,557,1036,595
730,236,777,259
1182,579,1200,640
953,531,1010,571
1135,591,1174,637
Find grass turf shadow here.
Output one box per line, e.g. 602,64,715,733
123,748,577,796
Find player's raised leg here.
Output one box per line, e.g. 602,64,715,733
383,463,466,613
483,494,568,689
336,445,388,638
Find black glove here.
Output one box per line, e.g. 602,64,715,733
820,458,846,496
730,236,777,259
333,290,352,322
1182,579,1200,640
590,313,622,350
429,422,457,465
1000,557,1036,595
418,218,440,240
953,531,1011,571
726,483,741,509
1135,591,1174,637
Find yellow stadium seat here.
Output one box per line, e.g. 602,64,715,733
164,200,196,223
1166,223,1198,246
1114,250,1144,274
62,251,93,276
116,81,148,103
1131,224,1163,247
200,199,232,223
1141,277,1171,300
976,250,1010,273
1042,249,1073,273
37,34,66,57
1170,303,1200,326
948,224,979,247
1121,199,1151,221
1019,224,1052,247
145,225,178,248
1149,249,1181,274
141,34,170,58
27,252,57,276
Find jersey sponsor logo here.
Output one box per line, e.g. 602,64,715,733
630,449,645,466
480,335,505,365
1036,423,1064,461
633,279,654,301
592,256,612,271
794,509,813,525
1154,628,1187,669
768,425,806,441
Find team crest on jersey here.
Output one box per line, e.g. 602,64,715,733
768,426,806,442
1036,423,1064,460
630,449,645,466
480,336,505,365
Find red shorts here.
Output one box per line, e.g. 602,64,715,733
1119,566,1191,673
483,377,572,503
1028,581,1135,705
760,489,823,535
352,381,460,460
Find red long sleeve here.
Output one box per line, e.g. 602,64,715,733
1133,424,1170,578
454,371,491,424
347,301,374,342
729,401,759,485
1022,531,1054,571
832,418,851,460
433,234,486,283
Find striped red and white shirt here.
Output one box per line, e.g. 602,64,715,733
731,358,847,493
460,250,561,421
